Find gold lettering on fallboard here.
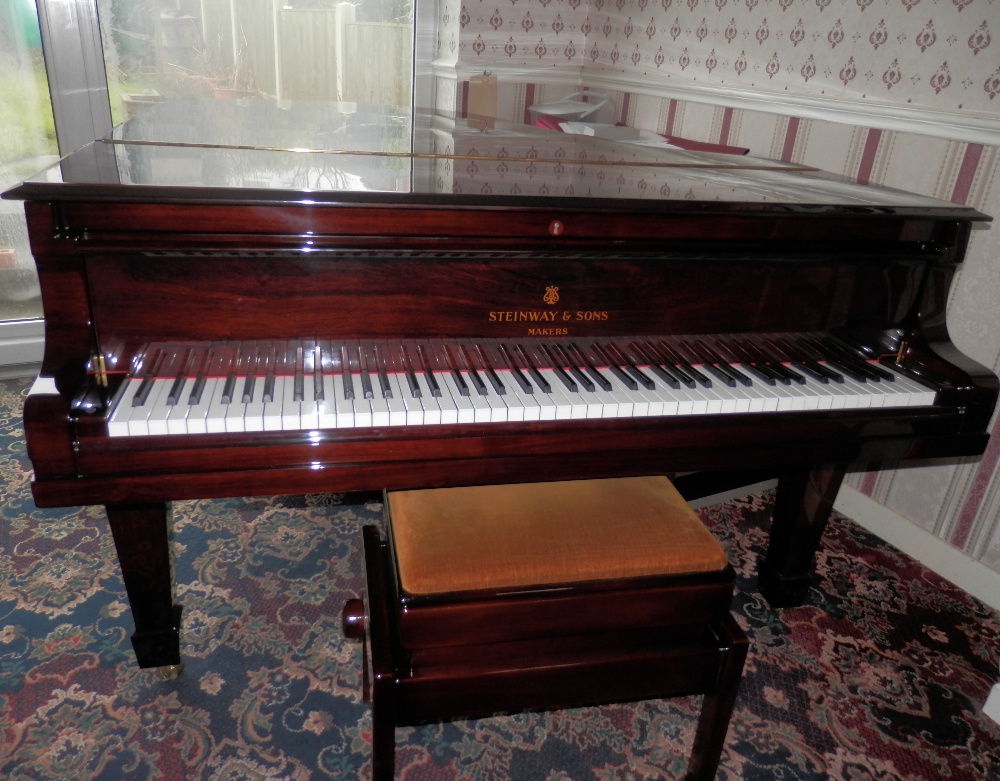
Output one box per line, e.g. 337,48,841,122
528,327,569,336
488,310,610,323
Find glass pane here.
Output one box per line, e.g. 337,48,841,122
99,0,414,126
0,0,57,322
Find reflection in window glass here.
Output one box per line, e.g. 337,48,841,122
0,0,56,322
99,0,414,126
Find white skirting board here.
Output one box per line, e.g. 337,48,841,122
0,319,43,378
834,485,1000,614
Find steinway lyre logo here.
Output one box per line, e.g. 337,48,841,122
543,286,560,305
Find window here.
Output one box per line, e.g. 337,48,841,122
0,0,56,329
99,0,414,125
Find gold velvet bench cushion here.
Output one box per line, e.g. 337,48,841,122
388,475,728,596
384,476,734,649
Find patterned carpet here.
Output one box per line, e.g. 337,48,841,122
1,375,999,780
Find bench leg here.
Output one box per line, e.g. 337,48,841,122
371,674,397,781
685,615,749,781
362,525,401,781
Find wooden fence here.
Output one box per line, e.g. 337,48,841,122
161,1,412,106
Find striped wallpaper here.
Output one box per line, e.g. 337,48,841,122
434,0,1000,575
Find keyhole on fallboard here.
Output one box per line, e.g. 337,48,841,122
549,220,564,237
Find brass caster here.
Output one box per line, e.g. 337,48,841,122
155,662,185,680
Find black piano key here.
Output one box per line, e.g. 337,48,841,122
372,345,392,398
553,345,595,392
515,344,551,393
656,341,704,388
733,338,791,385
167,347,194,405
669,341,713,388
221,373,237,404
240,345,258,403
291,346,305,401
691,337,753,387
132,348,164,407
241,373,256,403
341,345,356,400
474,344,506,395
416,344,442,397
187,346,213,406
775,336,843,383
736,337,800,384
807,338,872,382
635,342,682,389
459,345,489,396
801,355,845,383
399,345,421,398
569,343,613,391
780,363,808,385
715,360,753,387
703,364,737,388
719,339,776,386
497,343,533,394
831,339,896,382
591,344,638,391
790,360,830,384
312,345,324,401
188,375,206,405
443,345,470,396
614,343,656,390
355,345,374,399
540,345,578,393
261,345,277,403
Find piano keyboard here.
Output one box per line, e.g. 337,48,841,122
105,336,938,437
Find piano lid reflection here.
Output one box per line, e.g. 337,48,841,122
3,98,996,668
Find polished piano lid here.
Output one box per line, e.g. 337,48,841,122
1,98,985,215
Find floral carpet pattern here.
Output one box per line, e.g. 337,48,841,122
1,376,999,780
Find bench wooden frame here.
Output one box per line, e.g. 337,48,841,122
344,523,748,781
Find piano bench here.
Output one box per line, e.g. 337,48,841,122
342,476,749,781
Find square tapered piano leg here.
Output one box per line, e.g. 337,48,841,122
758,465,848,607
105,502,183,668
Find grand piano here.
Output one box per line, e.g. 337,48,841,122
4,98,996,670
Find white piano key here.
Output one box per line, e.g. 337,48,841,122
428,371,458,424
332,374,355,428
536,369,577,420
317,374,338,429
392,370,422,425
126,379,167,436
223,379,248,433
480,381,509,423
368,372,391,427
353,377,374,427
890,369,937,406
107,380,144,437
147,379,178,435
440,372,475,424
280,375,302,430
595,367,635,418
384,373,408,426
495,369,525,422
262,374,286,431
412,372,440,425
461,371,493,423
184,377,217,435
243,379,267,431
